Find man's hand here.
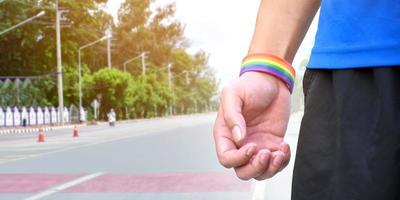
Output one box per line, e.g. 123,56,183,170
214,72,291,180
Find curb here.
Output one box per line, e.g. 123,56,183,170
0,124,86,136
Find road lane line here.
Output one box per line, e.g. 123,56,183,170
252,180,266,200
24,172,104,200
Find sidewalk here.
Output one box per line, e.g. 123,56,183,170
0,124,86,135
0,113,215,136
0,119,154,136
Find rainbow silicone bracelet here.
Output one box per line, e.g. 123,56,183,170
240,54,296,93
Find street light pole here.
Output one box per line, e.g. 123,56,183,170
123,52,148,75
107,26,112,69
0,11,45,36
78,35,110,120
167,64,173,115
141,52,146,76
122,52,147,120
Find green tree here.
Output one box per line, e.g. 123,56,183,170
0,0,113,106
0,80,13,106
90,68,133,119
170,50,218,114
62,64,93,107
129,74,172,118
0,0,218,118
113,0,186,70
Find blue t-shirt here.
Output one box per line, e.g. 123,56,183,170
308,0,400,69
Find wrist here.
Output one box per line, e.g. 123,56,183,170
239,53,296,93
240,71,289,95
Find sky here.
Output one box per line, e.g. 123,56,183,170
105,0,319,88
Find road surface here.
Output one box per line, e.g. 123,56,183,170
0,113,303,200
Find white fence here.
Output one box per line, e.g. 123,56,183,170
0,106,87,127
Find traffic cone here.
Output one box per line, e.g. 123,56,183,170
37,128,45,143
73,126,79,138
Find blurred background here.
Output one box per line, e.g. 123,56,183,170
0,0,220,121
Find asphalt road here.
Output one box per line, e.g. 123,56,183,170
0,112,303,200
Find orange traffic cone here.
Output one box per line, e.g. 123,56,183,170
73,126,79,138
37,128,45,143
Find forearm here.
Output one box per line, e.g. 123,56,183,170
248,0,321,63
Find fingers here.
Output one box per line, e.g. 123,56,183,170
218,143,258,168
234,149,271,181
254,151,285,180
255,143,291,180
214,108,257,168
221,86,246,143
279,142,291,171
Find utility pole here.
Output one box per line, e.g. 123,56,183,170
78,50,82,116
56,0,64,125
107,26,112,69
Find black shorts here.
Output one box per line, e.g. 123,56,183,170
292,67,400,200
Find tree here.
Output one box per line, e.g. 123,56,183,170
0,0,218,119
90,68,133,119
0,0,113,106
113,0,186,70
129,74,172,118
170,50,218,114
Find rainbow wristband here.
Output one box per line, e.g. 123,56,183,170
240,54,296,93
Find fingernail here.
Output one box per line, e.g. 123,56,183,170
246,146,255,156
232,126,242,142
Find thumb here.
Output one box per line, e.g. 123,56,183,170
221,86,247,143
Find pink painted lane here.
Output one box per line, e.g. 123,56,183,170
65,173,252,193
0,174,82,193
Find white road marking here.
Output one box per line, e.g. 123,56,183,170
24,172,104,200
252,180,267,200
